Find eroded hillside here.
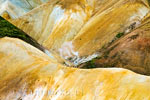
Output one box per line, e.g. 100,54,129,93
0,0,150,99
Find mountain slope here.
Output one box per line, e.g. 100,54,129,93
7,0,150,66
0,37,150,99
0,0,49,19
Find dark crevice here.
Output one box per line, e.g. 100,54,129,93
0,16,45,52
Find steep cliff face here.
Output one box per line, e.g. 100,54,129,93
1,37,150,100
5,0,150,66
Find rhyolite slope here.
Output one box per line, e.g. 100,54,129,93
0,37,150,100
5,0,150,66
0,0,50,18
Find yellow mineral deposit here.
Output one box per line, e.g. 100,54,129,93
81,17,150,75
5,0,150,65
1,0,150,99
0,37,150,100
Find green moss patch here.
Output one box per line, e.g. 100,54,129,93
0,16,44,51
116,32,124,38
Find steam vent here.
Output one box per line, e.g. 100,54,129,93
0,0,150,99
